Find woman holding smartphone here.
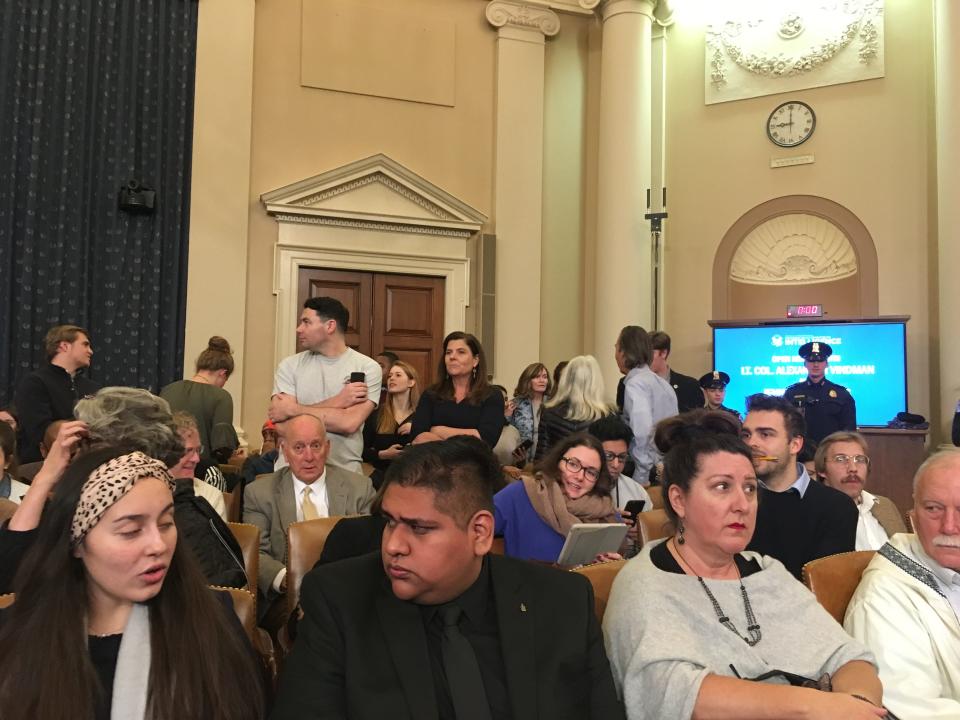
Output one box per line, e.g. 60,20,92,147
362,361,420,489
505,362,552,466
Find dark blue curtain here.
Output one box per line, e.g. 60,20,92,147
0,0,198,401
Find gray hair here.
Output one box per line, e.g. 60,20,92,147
75,387,183,467
913,448,960,495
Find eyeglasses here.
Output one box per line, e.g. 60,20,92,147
560,456,601,482
828,453,869,466
604,452,629,464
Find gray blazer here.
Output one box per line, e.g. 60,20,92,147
243,465,376,594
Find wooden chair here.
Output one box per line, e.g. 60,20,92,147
646,485,663,510
222,489,242,523
285,517,344,618
635,508,675,547
571,559,627,622
802,550,876,624
0,498,18,524
228,522,260,598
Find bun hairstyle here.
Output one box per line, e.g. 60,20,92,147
655,410,753,524
195,335,234,376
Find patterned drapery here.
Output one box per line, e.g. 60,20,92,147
0,0,198,402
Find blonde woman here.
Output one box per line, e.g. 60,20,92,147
362,361,420,488
534,355,617,461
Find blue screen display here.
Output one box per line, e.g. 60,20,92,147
713,322,907,426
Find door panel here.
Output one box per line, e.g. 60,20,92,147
297,268,445,389
297,268,373,353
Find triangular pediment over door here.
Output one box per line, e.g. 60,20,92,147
262,154,486,368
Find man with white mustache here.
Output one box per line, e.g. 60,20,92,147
845,450,960,719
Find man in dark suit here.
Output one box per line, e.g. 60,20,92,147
649,331,702,413
273,436,625,720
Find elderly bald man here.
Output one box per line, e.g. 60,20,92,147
845,450,960,719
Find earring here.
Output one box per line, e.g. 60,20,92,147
676,519,685,545
472,367,477,379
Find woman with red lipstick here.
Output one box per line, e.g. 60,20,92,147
603,410,888,720
0,447,265,720
494,432,624,562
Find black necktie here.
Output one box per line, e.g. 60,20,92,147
438,604,492,720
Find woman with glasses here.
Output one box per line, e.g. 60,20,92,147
814,431,906,550
493,432,625,562
603,411,886,720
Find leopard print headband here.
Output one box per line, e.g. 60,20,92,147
71,451,175,545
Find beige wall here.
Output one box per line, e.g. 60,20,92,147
187,0,943,442
660,0,936,428
239,0,497,436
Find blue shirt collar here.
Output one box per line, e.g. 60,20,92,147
759,463,810,498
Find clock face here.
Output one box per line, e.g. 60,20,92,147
767,101,816,148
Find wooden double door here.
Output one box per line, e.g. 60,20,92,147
298,268,445,387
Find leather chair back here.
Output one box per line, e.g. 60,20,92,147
646,485,663,510
0,498,18,524
636,508,675,547
490,537,505,555
802,550,876,624
0,593,13,609
571,559,627,622
228,522,260,597
285,517,344,617
222,489,242,523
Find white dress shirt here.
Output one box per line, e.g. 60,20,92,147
273,469,329,593
854,490,890,551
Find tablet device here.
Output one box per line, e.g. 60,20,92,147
556,523,629,567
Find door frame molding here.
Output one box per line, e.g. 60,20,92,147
263,155,485,368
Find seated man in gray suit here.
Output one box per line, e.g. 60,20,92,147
243,413,375,611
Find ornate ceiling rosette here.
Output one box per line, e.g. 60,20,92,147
729,213,858,286
705,1,884,104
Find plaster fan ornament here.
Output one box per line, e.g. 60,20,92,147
705,0,884,105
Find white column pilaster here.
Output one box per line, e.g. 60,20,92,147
485,1,559,385
583,0,656,396
936,0,960,446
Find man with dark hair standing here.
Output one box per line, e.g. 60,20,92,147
649,331,703,413
14,324,98,463
273,436,625,720
269,296,381,473
783,341,856,444
742,393,857,579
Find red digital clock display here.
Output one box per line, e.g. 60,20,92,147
786,304,823,318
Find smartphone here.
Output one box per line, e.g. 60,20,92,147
349,371,366,383
515,439,533,454
623,499,647,523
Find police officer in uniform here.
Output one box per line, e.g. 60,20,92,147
783,341,856,443
698,370,742,421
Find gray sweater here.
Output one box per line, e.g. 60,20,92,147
602,540,875,720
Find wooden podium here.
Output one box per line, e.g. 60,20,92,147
858,428,928,518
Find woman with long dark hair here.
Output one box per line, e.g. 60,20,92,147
410,331,505,447
0,446,265,720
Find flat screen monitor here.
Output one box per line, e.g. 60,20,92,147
712,321,907,426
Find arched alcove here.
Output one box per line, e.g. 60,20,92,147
712,195,879,320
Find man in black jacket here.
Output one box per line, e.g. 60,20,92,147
649,331,703,413
273,437,625,720
743,394,857,579
14,325,99,462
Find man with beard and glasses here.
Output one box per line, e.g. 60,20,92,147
741,394,856,579
814,431,906,551
845,450,960,719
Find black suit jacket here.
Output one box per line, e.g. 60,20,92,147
272,552,625,720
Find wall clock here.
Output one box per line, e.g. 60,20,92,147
766,100,816,148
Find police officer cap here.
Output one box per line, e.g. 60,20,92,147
698,370,731,389
798,341,832,362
